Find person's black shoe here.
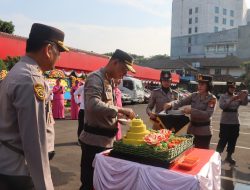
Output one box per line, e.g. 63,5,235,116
225,156,236,165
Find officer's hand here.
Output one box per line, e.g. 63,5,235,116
231,95,240,101
183,107,191,114
164,103,172,111
149,112,156,120
119,108,136,120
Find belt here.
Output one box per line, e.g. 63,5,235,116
191,121,211,127
84,124,118,138
223,109,238,112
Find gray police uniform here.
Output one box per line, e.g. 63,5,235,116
172,92,217,148
216,92,248,154
0,56,54,190
79,68,119,190
146,88,177,115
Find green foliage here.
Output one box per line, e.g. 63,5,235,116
0,59,7,71
4,56,20,71
241,61,250,91
0,19,15,34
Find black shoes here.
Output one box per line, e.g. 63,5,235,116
225,156,236,165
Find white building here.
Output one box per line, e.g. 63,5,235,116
171,0,250,59
171,0,248,37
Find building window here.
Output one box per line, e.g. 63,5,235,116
230,19,234,26
230,10,234,17
215,16,219,23
215,7,219,14
188,27,192,34
188,46,191,53
189,18,192,24
215,68,221,75
195,7,198,13
214,26,219,32
223,8,227,15
195,17,198,23
188,37,192,44
223,18,227,25
189,8,192,15
195,27,198,33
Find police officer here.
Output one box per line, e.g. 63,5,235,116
164,74,217,149
79,49,136,190
0,23,68,190
216,81,248,164
146,71,177,130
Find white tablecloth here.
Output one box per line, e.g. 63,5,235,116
93,150,221,190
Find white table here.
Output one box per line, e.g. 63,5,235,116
93,149,221,190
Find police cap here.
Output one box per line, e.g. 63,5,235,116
27,23,69,52
197,74,213,83
111,49,135,73
160,71,171,81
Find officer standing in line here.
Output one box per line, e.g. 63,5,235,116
79,49,136,190
146,71,177,130
0,23,69,190
216,81,248,164
164,74,217,149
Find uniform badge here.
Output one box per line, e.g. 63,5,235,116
34,83,45,101
208,98,216,108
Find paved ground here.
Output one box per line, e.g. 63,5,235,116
51,103,250,190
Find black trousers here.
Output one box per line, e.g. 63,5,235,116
216,123,239,154
80,143,107,190
193,135,212,149
78,109,85,138
0,174,34,190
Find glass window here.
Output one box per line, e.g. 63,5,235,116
195,17,198,23
223,18,227,25
230,10,234,17
215,7,219,14
215,16,219,23
195,27,198,33
189,8,192,15
123,80,134,90
188,37,192,44
188,46,191,53
188,27,192,34
195,7,198,13
230,19,234,26
223,8,227,15
189,18,192,24
214,26,219,32
215,68,221,75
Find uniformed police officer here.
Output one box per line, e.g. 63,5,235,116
164,74,217,149
79,49,136,190
216,81,248,164
0,23,69,190
146,71,177,129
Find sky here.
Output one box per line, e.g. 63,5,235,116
0,0,250,57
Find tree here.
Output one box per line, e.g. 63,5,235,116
0,59,7,70
0,19,15,34
4,56,20,71
241,61,250,91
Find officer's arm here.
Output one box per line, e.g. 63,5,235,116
219,94,231,110
240,90,248,106
192,97,217,121
172,94,192,109
85,75,118,117
10,79,53,190
146,91,156,115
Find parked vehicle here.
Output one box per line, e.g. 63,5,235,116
121,92,132,104
144,89,151,103
119,76,145,103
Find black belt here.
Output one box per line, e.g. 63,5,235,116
84,124,118,138
191,121,211,127
223,109,238,112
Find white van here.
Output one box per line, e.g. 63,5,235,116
119,76,145,103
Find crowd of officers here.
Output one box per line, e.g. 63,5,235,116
0,23,248,190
